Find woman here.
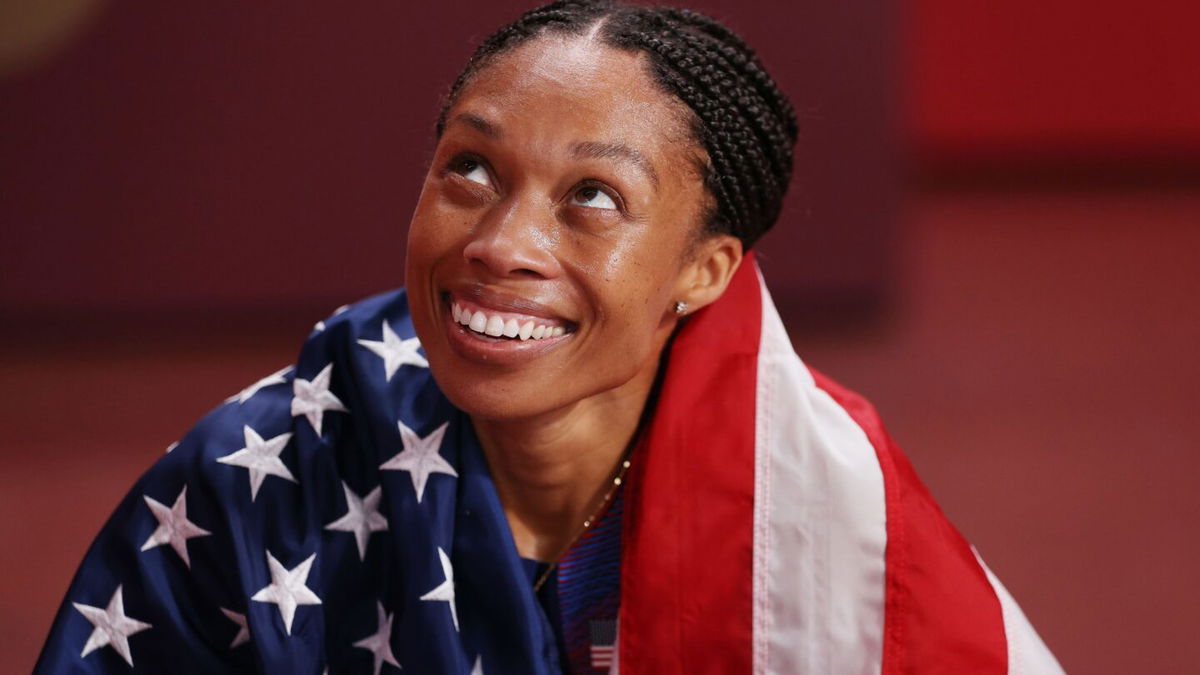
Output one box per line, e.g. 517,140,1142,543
37,1,1060,673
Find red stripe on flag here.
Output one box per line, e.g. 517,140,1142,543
810,370,1008,674
619,255,762,672
590,645,615,668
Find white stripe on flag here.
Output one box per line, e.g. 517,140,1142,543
605,629,619,674
752,271,888,674
974,550,1064,674
591,644,615,668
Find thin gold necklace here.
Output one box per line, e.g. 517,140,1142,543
532,457,632,592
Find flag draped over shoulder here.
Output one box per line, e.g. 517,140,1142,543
36,291,563,674
620,256,1062,674
36,258,1062,673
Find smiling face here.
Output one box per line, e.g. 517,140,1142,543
405,35,736,423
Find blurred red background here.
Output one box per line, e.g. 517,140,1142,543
2,0,1197,671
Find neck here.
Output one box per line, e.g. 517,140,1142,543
473,364,656,562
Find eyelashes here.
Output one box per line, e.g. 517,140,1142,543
448,155,493,188
443,152,628,214
570,184,619,211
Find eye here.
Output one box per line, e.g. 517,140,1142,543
451,156,493,188
571,185,619,211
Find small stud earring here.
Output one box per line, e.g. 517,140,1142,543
674,301,688,315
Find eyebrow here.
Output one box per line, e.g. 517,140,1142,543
447,112,660,189
448,112,502,138
570,141,660,189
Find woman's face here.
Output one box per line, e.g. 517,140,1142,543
405,36,716,421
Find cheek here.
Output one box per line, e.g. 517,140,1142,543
406,196,466,275
600,235,683,312
405,188,437,262
593,262,678,359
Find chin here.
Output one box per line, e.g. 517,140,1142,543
426,362,575,423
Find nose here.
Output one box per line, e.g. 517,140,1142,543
462,196,558,279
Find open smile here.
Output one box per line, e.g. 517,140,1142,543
440,290,576,364
452,300,568,341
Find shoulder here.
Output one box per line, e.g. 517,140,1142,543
791,360,1061,673
36,286,451,672
307,287,414,352
751,267,1058,670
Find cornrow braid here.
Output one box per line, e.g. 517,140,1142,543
435,0,798,248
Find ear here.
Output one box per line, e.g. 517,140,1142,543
673,234,744,315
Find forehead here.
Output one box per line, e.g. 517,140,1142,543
448,36,698,161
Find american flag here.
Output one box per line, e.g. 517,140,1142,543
588,619,616,670
36,258,1062,673
35,289,569,673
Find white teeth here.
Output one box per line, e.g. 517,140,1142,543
454,305,472,326
453,301,567,340
469,311,487,333
484,314,505,337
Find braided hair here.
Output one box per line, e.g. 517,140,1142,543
435,0,798,248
